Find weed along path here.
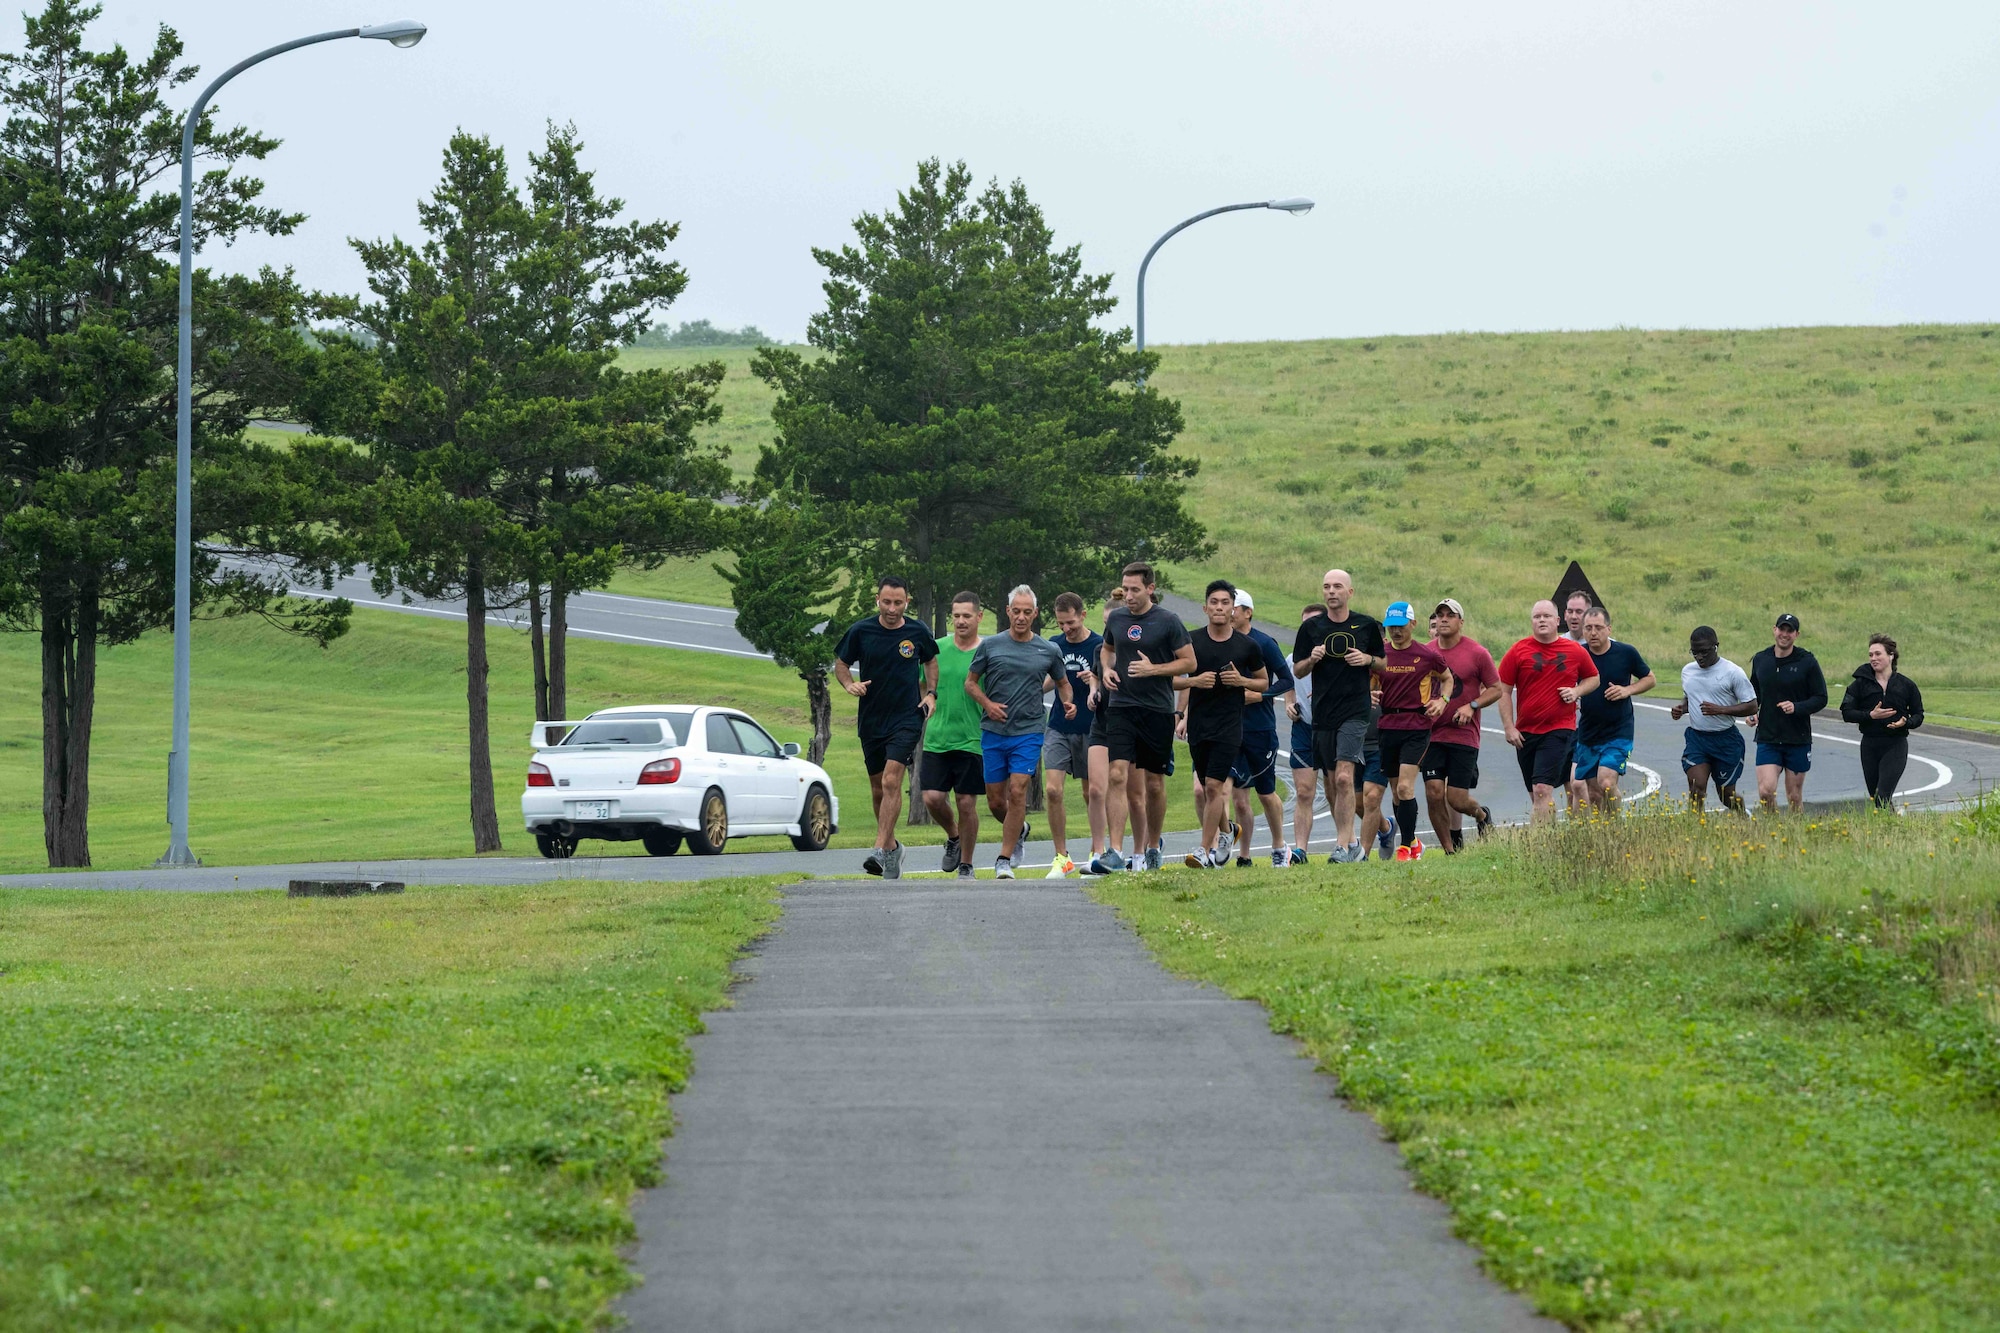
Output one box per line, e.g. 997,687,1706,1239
621,878,1552,1331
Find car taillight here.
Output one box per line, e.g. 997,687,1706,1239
527,761,553,788
638,757,682,785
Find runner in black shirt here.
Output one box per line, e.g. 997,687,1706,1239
1175,580,1267,867
1097,561,1196,871
1290,568,1386,862
833,575,939,878
1750,612,1827,812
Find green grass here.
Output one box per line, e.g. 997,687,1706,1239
614,345,798,486
1144,325,2000,716
0,607,1200,873
0,873,787,1331
1089,806,2000,1330
602,552,738,607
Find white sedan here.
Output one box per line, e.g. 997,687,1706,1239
521,704,839,860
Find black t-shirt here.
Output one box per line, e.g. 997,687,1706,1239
834,614,939,739
1293,612,1385,728
1184,629,1264,744
1103,603,1193,713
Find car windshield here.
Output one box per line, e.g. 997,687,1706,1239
560,720,666,747
577,710,693,745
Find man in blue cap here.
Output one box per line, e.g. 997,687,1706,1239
1375,600,1453,860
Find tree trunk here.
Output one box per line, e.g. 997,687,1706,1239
528,579,549,721
464,563,503,853
39,589,96,868
549,579,569,722
804,665,832,766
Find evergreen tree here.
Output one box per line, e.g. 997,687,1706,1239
752,158,1210,632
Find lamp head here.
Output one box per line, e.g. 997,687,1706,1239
1267,197,1315,215
359,19,427,47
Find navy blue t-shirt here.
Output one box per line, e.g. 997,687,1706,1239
1241,627,1295,739
1048,630,1103,735
1576,641,1651,745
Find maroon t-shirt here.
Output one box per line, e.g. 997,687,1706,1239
1428,636,1499,749
1377,640,1451,730
1498,636,1599,733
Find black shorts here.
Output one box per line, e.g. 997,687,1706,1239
1189,733,1241,784
1517,728,1575,792
1106,708,1176,774
1421,741,1480,790
861,720,923,775
1089,701,1110,748
921,747,985,797
1375,726,1431,780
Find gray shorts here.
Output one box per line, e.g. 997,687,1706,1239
1311,718,1369,771
1043,729,1089,779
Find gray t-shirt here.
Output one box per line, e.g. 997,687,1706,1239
969,633,1066,737
1681,657,1755,732
1103,603,1193,713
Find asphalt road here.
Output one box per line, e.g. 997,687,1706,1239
621,877,1554,1332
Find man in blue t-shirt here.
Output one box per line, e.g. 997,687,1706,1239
1574,606,1655,810
1042,591,1105,874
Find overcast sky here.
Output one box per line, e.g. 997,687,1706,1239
65,1,2000,343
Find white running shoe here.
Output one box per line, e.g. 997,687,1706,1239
994,857,1015,880
1046,854,1075,879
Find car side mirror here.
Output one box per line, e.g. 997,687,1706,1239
781,741,801,758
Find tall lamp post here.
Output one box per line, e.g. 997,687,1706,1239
158,19,428,868
1135,197,1314,380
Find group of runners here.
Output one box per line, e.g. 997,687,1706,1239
833,565,1927,880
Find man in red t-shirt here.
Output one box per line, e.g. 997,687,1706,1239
1424,598,1501,853
1498,599,1600,824
1374,600,1453,858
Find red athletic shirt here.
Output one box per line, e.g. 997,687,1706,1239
1376,639,1451,730
1498,636,1599,733
1428,636,1499,748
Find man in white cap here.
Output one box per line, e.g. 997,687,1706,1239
1224,590,1296,866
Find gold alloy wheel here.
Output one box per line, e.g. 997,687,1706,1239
809,791,831,842
703,793,728,848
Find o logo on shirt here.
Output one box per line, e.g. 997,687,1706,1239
897,639,915,658
1126,625,1143,641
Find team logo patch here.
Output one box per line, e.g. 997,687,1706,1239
1126,625,1143,641
898,639,915,658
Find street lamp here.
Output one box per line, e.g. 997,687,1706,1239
158,20,428,868
1135,197,1314,367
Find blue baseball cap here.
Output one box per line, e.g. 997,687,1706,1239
1384,600,1415,626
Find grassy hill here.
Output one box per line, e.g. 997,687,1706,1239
613,325,2000,726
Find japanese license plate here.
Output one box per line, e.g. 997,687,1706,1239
570,800,612,820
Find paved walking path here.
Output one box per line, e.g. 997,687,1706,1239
622,879,1552,1331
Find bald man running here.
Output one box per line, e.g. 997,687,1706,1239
1498,599,1599,824
1292,568,1386,863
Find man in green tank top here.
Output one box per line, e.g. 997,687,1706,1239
921,592,990,877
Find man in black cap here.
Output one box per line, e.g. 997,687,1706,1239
1749,612,1827,812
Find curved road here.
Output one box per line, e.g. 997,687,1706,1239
2,576,1988,891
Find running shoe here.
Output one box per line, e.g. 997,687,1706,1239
1410,837,1425,860
1327,844,1353,865
1185,847,1209,869
941,836,961,873
956,864,975,880
1020,818,1033,847
1047,854,1076,879
1235,856,1253,868
994,857,1015,880
883,843,904,879
1288,847,1309,866
1088,848,1127,876
1376,816,1397,861
1451,829,1465,853
1348,840,1365,863
863,850,884,876
1475,805,1494,838
1271,848,1289,868
1216,820,1238,861
1394,844,1413,862
1144,846,1164,872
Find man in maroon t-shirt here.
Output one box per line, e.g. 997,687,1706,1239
1425,598,1502,852
1498,599,1600,824
1375,600,1453,858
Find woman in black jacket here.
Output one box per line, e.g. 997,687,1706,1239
1839,633,1924,808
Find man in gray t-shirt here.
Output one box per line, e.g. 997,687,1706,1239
966,587,1076,876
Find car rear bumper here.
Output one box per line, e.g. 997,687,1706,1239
521,788,700,836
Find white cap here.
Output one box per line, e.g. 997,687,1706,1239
1233,590,1254,610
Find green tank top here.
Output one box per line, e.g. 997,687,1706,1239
925,639,985,753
